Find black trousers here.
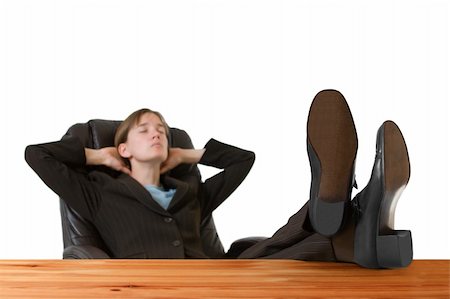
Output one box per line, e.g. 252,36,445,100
237,201,337,261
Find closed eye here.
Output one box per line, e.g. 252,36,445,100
156,125,166,135
136,122,165,134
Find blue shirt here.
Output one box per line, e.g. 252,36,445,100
144,185,176,210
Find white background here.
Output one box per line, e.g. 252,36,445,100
0,0,448,259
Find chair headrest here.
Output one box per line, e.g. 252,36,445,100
63,119,200,179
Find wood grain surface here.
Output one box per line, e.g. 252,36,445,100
0,259,448,298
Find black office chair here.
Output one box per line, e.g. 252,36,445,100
60,119,264,259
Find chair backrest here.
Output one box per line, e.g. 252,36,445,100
60,119,225,258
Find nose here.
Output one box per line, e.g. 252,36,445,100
151,129,161,140
152,133,160,140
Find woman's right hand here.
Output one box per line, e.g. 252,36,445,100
85,147,131,175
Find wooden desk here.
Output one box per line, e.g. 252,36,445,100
0,260,448,298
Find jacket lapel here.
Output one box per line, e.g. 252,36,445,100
117,174,190,215
161,175,189,211
117,174,169,216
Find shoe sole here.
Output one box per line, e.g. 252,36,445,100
307,90,358,236
376,121,412,268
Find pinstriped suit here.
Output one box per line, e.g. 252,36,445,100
25,136,255,259
238,202,336,261
26,135,336,261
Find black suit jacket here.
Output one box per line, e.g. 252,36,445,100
25,137,255,258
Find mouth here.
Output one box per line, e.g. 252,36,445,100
151,143,162,148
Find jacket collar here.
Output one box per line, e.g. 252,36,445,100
117,173,189,215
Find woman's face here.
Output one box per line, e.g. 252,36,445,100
120,112,169,165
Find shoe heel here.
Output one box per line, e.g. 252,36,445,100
311,200,346,236
376,230,413,268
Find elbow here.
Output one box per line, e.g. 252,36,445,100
249,151,256,164
246,151,256,168
24,144,39,169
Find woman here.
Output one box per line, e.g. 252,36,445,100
26,90,413,268
26,108,255,259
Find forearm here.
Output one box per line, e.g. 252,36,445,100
85,148,104,166
85,147,130,174
26,136,86,169
180,148,206,164
199,139,255,169
198,139,255,218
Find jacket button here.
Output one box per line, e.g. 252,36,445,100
172,240,181,247
164,217,173,223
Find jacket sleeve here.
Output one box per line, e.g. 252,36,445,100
198,139,255,218
24,136,102,221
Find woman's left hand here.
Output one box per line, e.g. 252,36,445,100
160,147,205,174
160,148,184,174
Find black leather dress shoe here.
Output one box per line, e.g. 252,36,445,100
307,90,358,237
353,121,412,268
